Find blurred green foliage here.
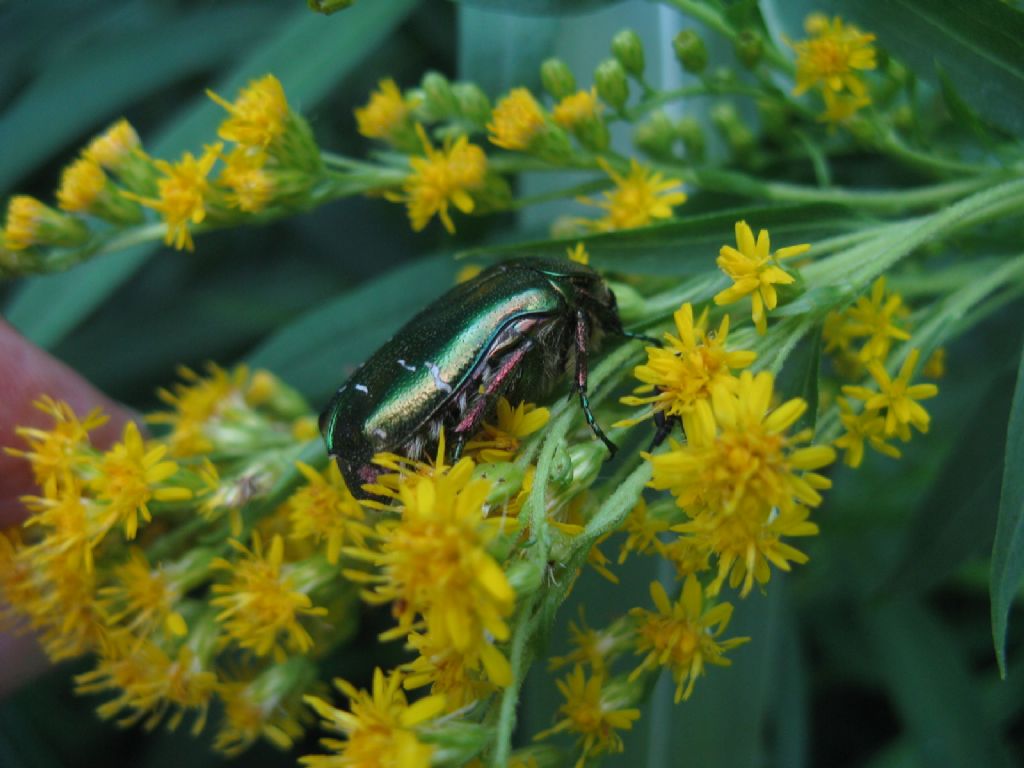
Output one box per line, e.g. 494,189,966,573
2,1,1024,767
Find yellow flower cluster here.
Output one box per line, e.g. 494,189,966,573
791,13,877,124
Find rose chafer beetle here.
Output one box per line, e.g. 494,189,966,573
319,257,644,493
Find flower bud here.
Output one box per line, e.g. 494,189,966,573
421,722,492,766
568,440,607,487
421,71,459,118
540,58,577,99
474,462,526,507
757,98,790,141
611,29,645,77
676,116,705,161
734,29,764,69
549,441,574,490
595,59,629,111
673,29,707,74
452,82,492,127
307,0,355,13
633,110,677,159
505,559,545,597
711,103,755,162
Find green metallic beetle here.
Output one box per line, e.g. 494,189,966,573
319,257,637,494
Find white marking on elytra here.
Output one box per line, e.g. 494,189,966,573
424,361,452,393
355,384,369,394
396,358,417,372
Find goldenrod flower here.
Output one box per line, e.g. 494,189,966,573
85,119,142,172
567,242,589,265
791,15,876,98
127,145,222,252
348,458,515,678
76,639,216,734
401,629,507,709
579,158,686,232
217,147,273,213
842,276,912,363
488,87,546,150
629,578,747,701
842,348,938,440
2,195,88,250
648,371,835,519
392,124,487,233
617,498,671,564
6,396,107,487
548,609,632,675
211,533,328,659
463,397,550,463
619,303,756,429
208,74,289,149
819,89,871,125
714,220,810,334
96,549,189,639
214,664,310,756
149,363,249,455
21,474,101,572
302,669,445,768
288,461,370,564
536,666,641,768
90,421,191,540
355,78,417,141
923,347,946,379
553,88,602,129
57,157,107,213
833,397,901,468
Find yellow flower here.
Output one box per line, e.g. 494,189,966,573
842,276,912,364
619,303,756,429
2,195,88,250
211,533,328,659
392,124,487,233
217,147,273,212
85,119,142,172
548,609,632,675
456,263,483,283
842,348,938,440
819,89,871,125
57,157,107,213
833,397,901,468
535,666,641,768
96,549,189,639
617,497,671,564
90,421,192,540
923,347,946,379
791,15,877,98
75,639,216,734
149,363,249,455
347,458,516,679
288,461,370,564
208,74,290,149
567,242,589,265
553,88,602,129
579,158,686,232
21,474,101,572
629,578,748,701
214,665,309,756
302,669,445,768
713,220,810,334
488,87,546,150
6,396,107,487
126,145,222,252
647,371,835,520
401,629,508,710
463,397,550,463
355,78,417,141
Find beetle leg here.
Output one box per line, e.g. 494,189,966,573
575,309,618,458
619,329,662,346
648,411,679,450
451,339,535,449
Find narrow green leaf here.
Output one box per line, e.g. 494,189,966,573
863,597,1014,768
835,0,1024,136
452,0,622,15
459,203,857,276
775,323,822,432
5,0,422,348
457,3,558,96
991,340,1024,677
246,253,460,403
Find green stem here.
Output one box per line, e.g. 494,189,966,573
491,593,541,767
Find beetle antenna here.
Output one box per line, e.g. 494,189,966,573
620,329,662,346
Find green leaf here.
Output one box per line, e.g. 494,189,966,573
992,340,1024,677
452,0,623,15
246,253,460,404
863,597,1015,768
775,323,822,432
457,3,558,96
459,203,856,276
835,0,1024,136
4,0,422,348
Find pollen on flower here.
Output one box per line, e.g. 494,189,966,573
391,124,487,233
89,421,192,540
301,669,445,768
791,15,877,98
535,665,641,768
628,578,748,701
57,157,108,213
208,74,290,149
85,119,142,172
211,533,328,659
463,397,550,463
553,88,602,129
713,220,809,334
618,303,755,430
288,461,370,564
126,145,222,251
487,87,547,150
578,158,686,232
356,78,417,141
